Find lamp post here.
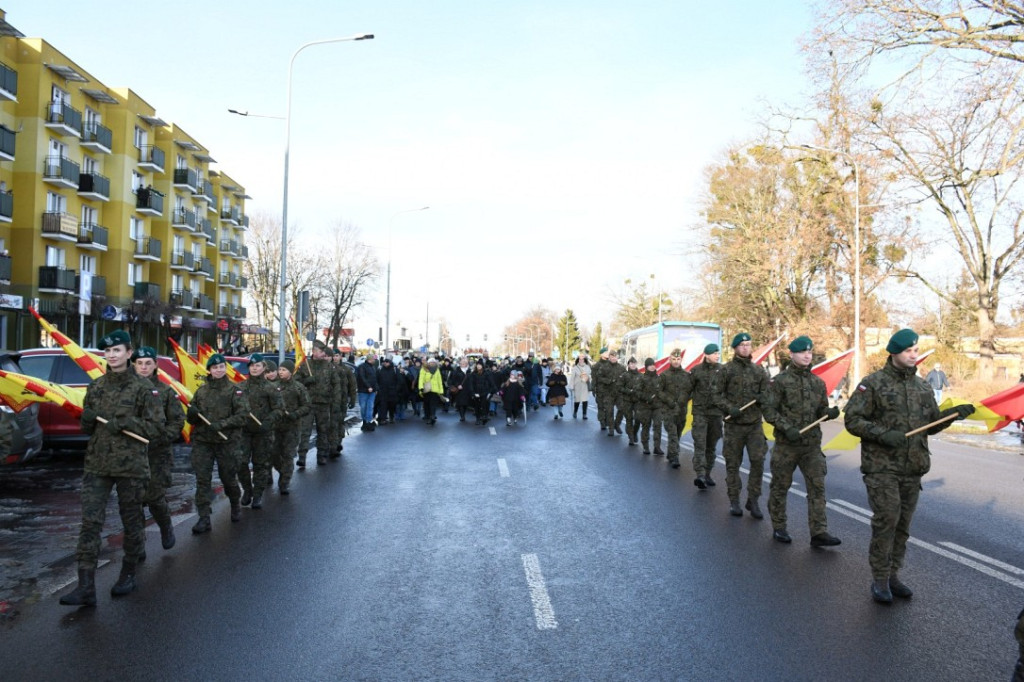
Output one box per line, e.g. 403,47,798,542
278,33,374,365
801,144,860,383
385,206,429,352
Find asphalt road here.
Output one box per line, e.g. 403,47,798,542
1,408,1021,681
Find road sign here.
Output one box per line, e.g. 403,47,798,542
366,338,375,347
101,305,117,321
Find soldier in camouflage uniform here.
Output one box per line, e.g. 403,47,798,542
1015,607,1024,682
331,350,357,455
298,341,339,466
186,353,251,534
0,409,12,462
60,330,162,605
595,350,627,435
762,336,842,547
619,357,644,446
636,358,664,455
712,332,769,519
242,353,284,510
132,347,185,559
658,349,693,469
273,359,310,495
590,349,608,428
844,328,974,604
689,343,723,490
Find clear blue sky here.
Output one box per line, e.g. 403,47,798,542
8,1,815,348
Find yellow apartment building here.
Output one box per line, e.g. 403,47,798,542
0,9,257,354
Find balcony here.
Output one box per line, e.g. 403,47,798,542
239,275,248,289
194,180,214,204
136,187,164,216
235,306,247,319
220,207,241,226
219,272,240,288
132,281,161,301
0,124,14,161
171,207,196,231
80,123,112,154
77,223,108,251
219,239,240,257
173,167,197,193
45,102,82,138
43,156,80,189
0,254,10,284
170,251,194,271
200,257,214,280
35,298,73,315
0,62,17,102
196,294,213,313
38,266,77,293
170,289,194,309
208,195,219,214
0,190,11,223
201,220,215,244
41,212,79,241
133,236,162,261
218,304,231,317
77,172,110,201
138,145,165,173
234,244,248,261
75,274,106,298
240,215,249,230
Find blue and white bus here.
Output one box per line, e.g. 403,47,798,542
621,321,722,364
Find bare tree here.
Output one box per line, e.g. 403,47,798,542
316,220,380,349
245,210,284,330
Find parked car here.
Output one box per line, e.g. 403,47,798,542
17,348,94,448
0,350,47,464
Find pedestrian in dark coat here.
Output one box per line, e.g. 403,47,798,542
502,370,527,425
546,364,569,419
467,361,495,425
449,358,472,421
376,357,401,424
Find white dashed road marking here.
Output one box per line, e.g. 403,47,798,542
497,458,510,478
521,553,558,630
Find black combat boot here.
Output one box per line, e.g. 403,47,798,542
59,568,97,606
694,477,707,490
296,453,307,469
729,500,743,517
703,475,716,487
110,563,137,597
240,490,253,506
811,532,842,548
251,492,263,510
745,498,764,519
1013,658,1023,682
773,529,792,543
230,503,241,522
871,579,893,604
653,446,664,456
192,516,211,534
888,573,913,598
160,522,176,550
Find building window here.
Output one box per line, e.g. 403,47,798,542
45,245,65,268
132,171,144,191
81,205,96,225
133,126,147,149
79,254,96,274
46,191,66,214
176,154,187,170
127,263,141,285
172,274,184,291
82,155,98,175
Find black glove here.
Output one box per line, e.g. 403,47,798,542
208,421,224,433
103,417,122,435
81,406,98,424
729,407,743,420
186,405,200,424
826,406,841,420
941,404,975,421
879,430,907,448
783,426,801,441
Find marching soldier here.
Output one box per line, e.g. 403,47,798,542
187,353,251,534
595,349,626,435
636,358,664,456
332,350,357,453
272,359,311,495
762,336,841,547
844,328,974,604
658,349,693,469
60,330,161,605
298,341,339,466
690,343,723,489
619,357,644,446
713,332,769,519
242,353,284,510
1015,607,1024,682
132,346,185,560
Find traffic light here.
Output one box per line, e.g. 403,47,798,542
466,334,470,342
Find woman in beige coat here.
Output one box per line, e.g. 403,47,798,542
569,355,592,419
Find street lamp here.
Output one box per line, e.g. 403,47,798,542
386,206,429,351
278,33,374,365
801,144,861,383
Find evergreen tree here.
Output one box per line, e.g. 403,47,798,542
553,309,583,362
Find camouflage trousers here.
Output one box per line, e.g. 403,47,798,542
244,430,276,496
723,422,767,502
142,445,173,530
691,413,722,477
663,408,685,463
613,395,628,431
297,413,314,456
310,402,332,461
1016,606,1024,660
863,473,921,580
622,401,639,441
236,436,253,496
597,392,618,428
768,443,828,535
76,472,146,569
191,440,241,518
636,406,663,451
330,404,346,451
273,426,300,488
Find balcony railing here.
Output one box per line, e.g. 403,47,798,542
38,266,76,292
201,221,215,244
199,257,214,279
218,304,231,316
173,167,197,192
171,251,195,269
138,145,165,173
239,276,248,289
0,124,14,160
172,207,196,230
133,236,162,260
45,102,82,136
43,155,80,187
81,123,112,153
0,190,11,222
133,281,161,301
0,61,17,100
0,254,11,283
77,223,108,249
195,179,214,203
196,294,213,312
136,187,164,215
220,207,241,225
41,212,79,239
219,239,240,256
75,274,106,298
78,172,110,200
170,289,194,308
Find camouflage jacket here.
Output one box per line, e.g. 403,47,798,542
689,360,723,417
242,373,284,433
276,377,311,431
636,369,662,410
762,364,828,446
657,365,693,416
619,368,644,403
712,354,768,425
844,358,943,476
187,375,251,443
298,358,339,404
81,369,163,478
335,363,357,408
595,361,626,396
144,373,185,449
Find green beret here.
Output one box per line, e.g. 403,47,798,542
131,346,157,361
280,359,295,373
670,348,682,358
731,333,751,348
703,343,719,355
248,353,265,365
97,329,131,351
312,340,327,351
206,353,226,369
886,328,919,354
264,359,277,372
644,357,656,367
788,335,813,353
600,346,609,354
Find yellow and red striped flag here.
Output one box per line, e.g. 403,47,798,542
198,343,245,383
0,369,84,416
29,307,106,380
169,338,208,394
289,317,308,373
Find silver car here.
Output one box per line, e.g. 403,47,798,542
0,351,45,465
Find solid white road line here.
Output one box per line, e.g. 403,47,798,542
829,498,873,519
46,559,111,596
497,458,510,478
910,537,1024,590
938,542,1024,576
489,426,497,436
521,553,558,630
